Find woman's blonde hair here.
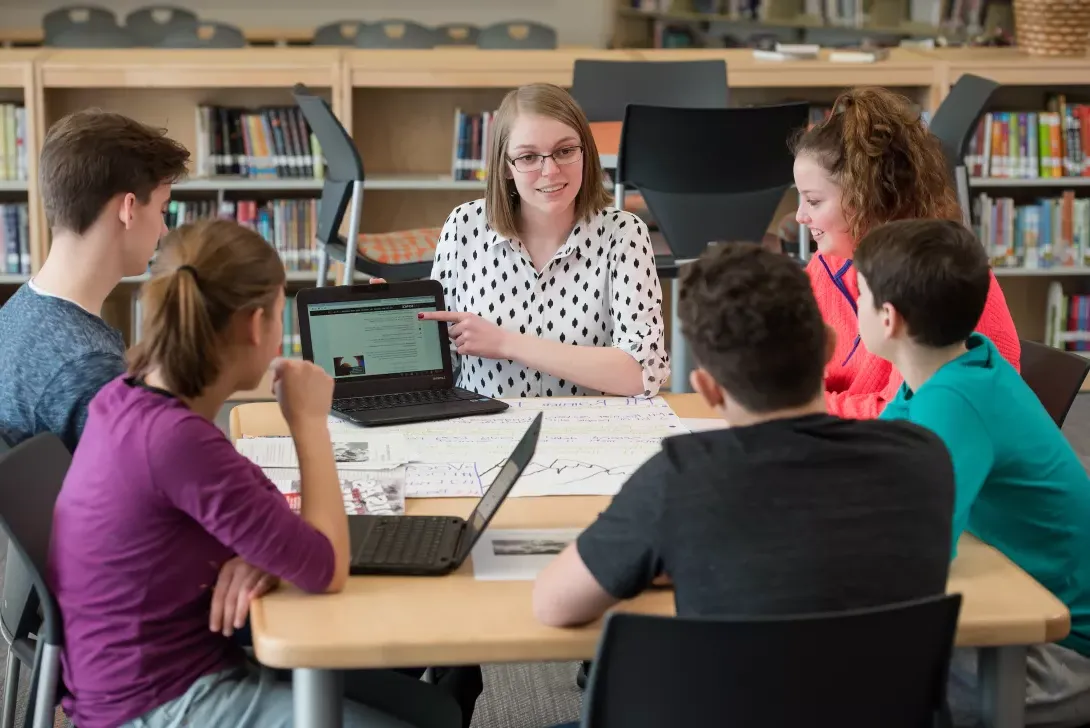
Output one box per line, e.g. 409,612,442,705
485,83,611,240
128,219,286,398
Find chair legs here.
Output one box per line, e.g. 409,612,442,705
316,248,330,288
31,643,60,728
2,650,18,728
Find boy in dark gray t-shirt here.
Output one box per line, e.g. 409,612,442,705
533,244,956,628
0,109,189,451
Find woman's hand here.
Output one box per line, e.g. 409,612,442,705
419,311,515,360
209,557,279,637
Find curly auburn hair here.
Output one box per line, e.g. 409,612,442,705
790,86,963,241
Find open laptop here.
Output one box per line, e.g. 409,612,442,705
296,280,509,426
347,412,542,575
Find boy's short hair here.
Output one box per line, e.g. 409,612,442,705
854,219,990,348
39,109,190,235
678,243,827,412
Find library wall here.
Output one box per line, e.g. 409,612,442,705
0,0,615,47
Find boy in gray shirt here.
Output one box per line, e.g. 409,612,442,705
0,109,189,451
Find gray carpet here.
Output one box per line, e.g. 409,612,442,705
8,394,1090,728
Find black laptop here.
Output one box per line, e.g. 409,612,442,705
296,280,509,426
347,412,542,575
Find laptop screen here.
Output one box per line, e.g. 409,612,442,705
306,295,445,383
455,413,543,561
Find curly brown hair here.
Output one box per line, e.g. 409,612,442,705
790,86,963,241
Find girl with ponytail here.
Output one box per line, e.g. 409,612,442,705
792,86,1020,419
48,219,460,728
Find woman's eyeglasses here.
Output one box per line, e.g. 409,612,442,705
507,145,583,173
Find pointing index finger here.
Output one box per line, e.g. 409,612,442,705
418,311,468,322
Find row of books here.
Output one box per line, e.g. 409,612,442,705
165,198,321,273
452,108,491,182
0,104,27,182
973,192,1090,269
964,95,1088,179
192,104,325,181
1,203,29,276
281,293,303,358
1055,293,1090,352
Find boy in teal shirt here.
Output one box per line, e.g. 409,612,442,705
855,218,1090,727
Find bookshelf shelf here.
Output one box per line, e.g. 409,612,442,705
365,174,485,191
993,267,1090,276
36,49,344,90
971,178,1090,188
0,274,28,284
0,179,28,192
174,177,324,192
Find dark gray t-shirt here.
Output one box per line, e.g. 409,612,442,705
0,283,126,452
577,413,955,617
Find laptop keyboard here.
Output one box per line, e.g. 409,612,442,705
334,388,478,413
358,516,451,566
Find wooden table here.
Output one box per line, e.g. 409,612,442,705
234,395,1070,728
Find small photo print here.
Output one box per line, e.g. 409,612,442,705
333,354,367,377
492,538,570,556
334,442,371,463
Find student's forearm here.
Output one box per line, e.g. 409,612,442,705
291,422,350,592
504,334,644,396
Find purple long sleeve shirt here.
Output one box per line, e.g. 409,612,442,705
47,376,335,728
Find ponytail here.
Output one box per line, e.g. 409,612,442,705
791,85,962,242
128,219,286,399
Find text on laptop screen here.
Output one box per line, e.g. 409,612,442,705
307,296,444,381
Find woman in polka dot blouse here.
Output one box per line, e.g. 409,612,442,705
423,83,670,399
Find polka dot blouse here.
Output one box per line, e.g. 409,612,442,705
430,199,670,399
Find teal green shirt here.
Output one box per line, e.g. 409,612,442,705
881,333,1090,656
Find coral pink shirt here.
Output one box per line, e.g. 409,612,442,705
808,253,1022,420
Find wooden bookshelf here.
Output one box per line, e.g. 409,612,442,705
0,44,1086,353
34,48,345,341
0,50,37,290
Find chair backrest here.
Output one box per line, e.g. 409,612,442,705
570,60,728,123
356,19,436,49
0,433,70,652
927,73,999,175
292,83,362,249
123,5,199,46
157,21,246,48
583,594,962,728
435,23,480,46
43,5,119,41
477,21,557,49
1019,339,1090,427
617,102,810,259
44,6,137,48
313,20,367,46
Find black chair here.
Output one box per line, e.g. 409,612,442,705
570,60,728,124
476,21,557,49
434,23,480,46
1020,339,1090,427
291,84,434,284
43,6,137,48
616,101,811,391
156,20,246,48
927,73,999,227
581,594,962,728
356,20,437,49
0,434,71,728
313,20,367,46
123,6,199,46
